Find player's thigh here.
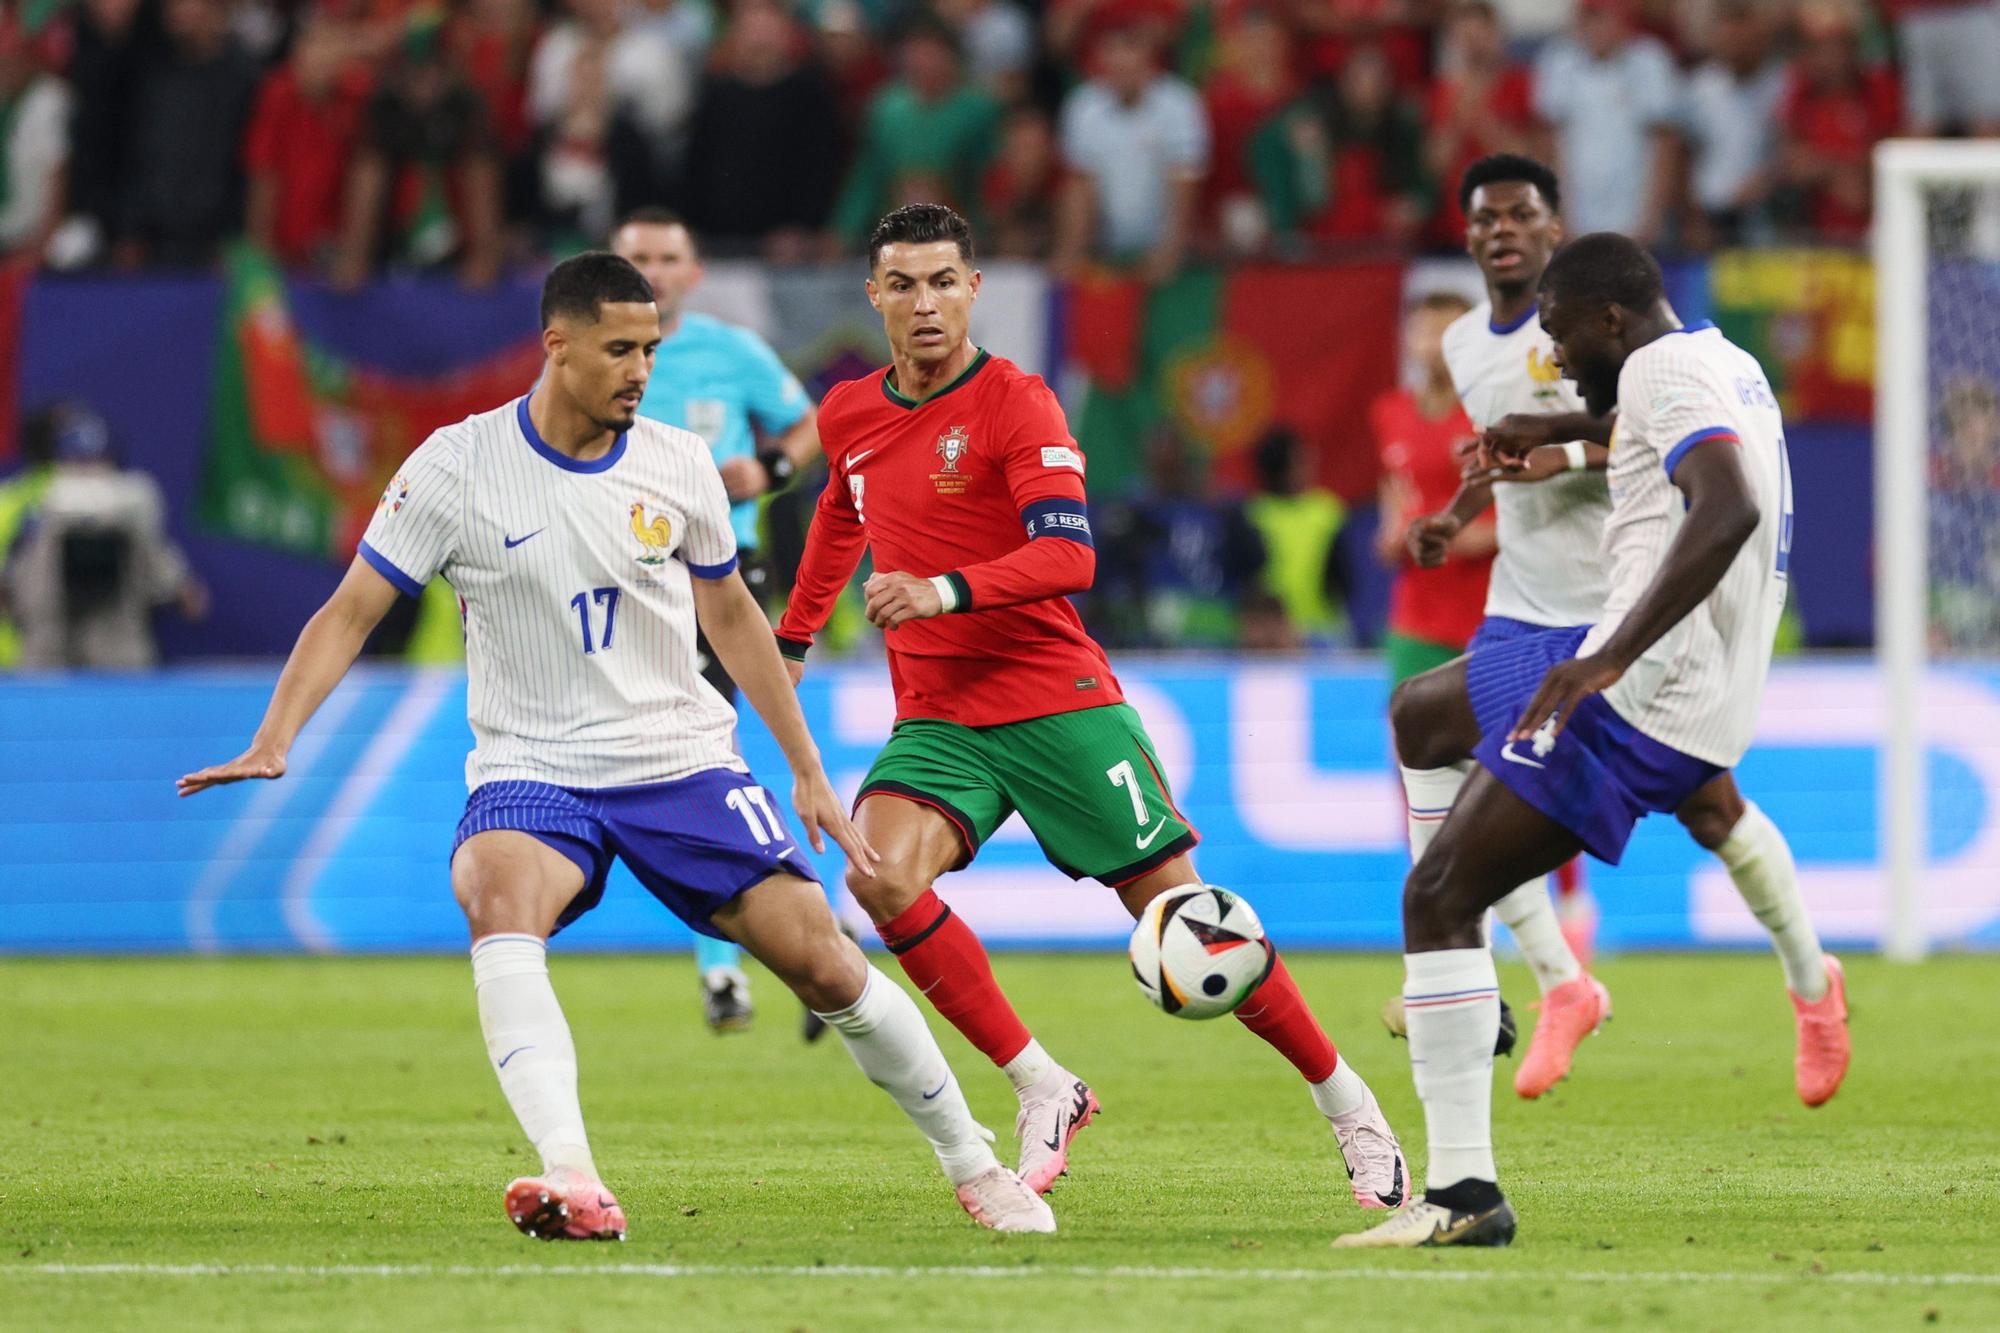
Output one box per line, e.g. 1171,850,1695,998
451,830,589,939
848,721,1010,916
1675,770,1746,851
848,793,978,920
1001,704,1198,890
711,871,867,1013
1114,853,1203,919
1388,654,1481,770
1407,766,1586,948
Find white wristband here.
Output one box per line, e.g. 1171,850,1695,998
928,574,959,613
1562,440,1589,472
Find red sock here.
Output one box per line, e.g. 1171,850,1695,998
878,889,1034,1068
1554,855,1585,901
1233,954,1339,1083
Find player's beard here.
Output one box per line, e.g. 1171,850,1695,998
1580,372,1618,418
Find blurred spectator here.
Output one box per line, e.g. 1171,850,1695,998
1091,429,1265,648
829,17,1000,245
117,0,259,268
814,0,890,143
634,0,714,65
528,0,694,200
448,0,544,231
1533,0,1680,241
980,104,1059,257
1244,428,1348,647
0,15,69,261
243,19,372,270
1777,0,1899,245
1371,291,1492,685
1425,1,1541,244
685,0,843,254
930,0,1035,100
1679,0,1786,251
0,402,60,668
2,403,207,670
333,16,504,287
1251,43,1431,249
1202,3,1296,254
1053,18,1207,280
1885,0,2000,136
60,0,150,267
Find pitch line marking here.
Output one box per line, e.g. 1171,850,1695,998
11,1263,1999,1288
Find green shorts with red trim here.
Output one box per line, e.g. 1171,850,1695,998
858,703,1198,887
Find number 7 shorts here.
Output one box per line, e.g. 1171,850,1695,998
857,703,1199,887
453,768,820,939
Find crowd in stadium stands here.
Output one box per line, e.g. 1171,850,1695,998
2,0,1998,275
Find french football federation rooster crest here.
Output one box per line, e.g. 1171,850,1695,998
1130,885,1275,1019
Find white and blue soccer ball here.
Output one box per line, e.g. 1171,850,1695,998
1129,884,1275,1020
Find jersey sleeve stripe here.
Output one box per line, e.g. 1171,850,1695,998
358,539,424,597
1663,426,1741,479
684,553,740,579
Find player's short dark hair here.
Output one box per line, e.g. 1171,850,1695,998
1540,232,1665,312
1458,153,1561,216
867,203,976,271
540,251,656,327
612,207,697,255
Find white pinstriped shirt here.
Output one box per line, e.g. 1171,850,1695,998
1585,324,1792,767
358,395,745,791
1442,301,1612,627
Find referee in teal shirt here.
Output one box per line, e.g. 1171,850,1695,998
612,210,821,1036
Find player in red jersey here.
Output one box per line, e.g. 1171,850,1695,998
777,204,1408,1216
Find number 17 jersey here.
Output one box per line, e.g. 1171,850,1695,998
357,395,745,791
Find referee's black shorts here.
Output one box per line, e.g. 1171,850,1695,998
695,550,769,707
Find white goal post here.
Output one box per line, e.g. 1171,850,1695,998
1873,139,2000,962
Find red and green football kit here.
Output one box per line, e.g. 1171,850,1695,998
777,349,1198,885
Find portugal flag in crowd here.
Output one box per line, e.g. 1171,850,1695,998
1063,263,1404,498
197,246,544,559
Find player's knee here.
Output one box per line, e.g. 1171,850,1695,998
844,858,928,923
451,846,550,937
1676,798,1740,852
1390,675,1452,769
790,933,867,1014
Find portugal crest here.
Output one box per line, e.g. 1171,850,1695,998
935,426,971,473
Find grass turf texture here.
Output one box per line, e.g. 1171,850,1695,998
3,953,1995,1331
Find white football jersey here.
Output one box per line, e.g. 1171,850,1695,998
1582,323,1791,767
1442,302,1611,627
358,396,744,791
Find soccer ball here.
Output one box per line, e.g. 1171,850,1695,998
1129,884,1275,1020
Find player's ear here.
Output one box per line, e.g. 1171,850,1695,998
968,268,981,302
542,323,565,365
865,277,881,312
1546,214,1565,248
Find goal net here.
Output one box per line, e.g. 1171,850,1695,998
1873,140,2000,960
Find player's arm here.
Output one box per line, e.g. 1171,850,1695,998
692,569,878,872
1512,435,1759,741
1406,474,1494,568
863,394,1095,629
176,558,401,795
774,456,867,682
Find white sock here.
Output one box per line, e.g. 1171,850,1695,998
1401,763,1469,867
816,966,1001,1186
1717,801,1827,1002
1002,1038,1054,1096
1404,948,1500,1189
1491,881,1583,994
1309,1056,1370,1119
471,934,596,1179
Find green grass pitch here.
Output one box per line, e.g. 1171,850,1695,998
3,952,1996,1330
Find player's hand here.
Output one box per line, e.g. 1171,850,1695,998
718,456,769,503
177,744,287,797
784,657,805,688
1510,653,1626,745
1476,444,1571,486
1406,512,1461,568
1480,414,1557,468
862,571,944,629
792,767,880,875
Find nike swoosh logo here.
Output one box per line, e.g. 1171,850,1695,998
772,846,795,859
1135,816,1169,850
1375,1158,1406,1208
920,978,944,995
845,448,878,469
1500,743,1546,771
921,1080,948,1100
498,1045,533,1068
503,529,545,549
